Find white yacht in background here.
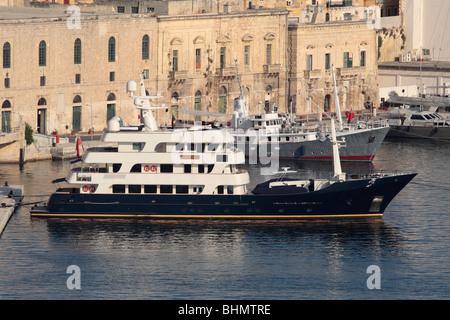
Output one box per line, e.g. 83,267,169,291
386,107,450,139
217,64,390,162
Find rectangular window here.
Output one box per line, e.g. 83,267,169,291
307,54,313,71
3,43,10,69
112,185,125,193
216,154,228,162
110,71,115,82
133,143,143,151
128,185,141,194
40,76,46,86
75,73,81,84
117,6,125,13
160,164,173,173
325,53,331,70
343,52,353,68
160,185,173,194
184,164,191,173
172,50,178,72
244,45,250,66
144,185,157,193
220,47,226,68
360,50,366,67
131,7,139,14
4,78,10,88
195,48,201,69
217,185,224,194
176,185,189,194
198,164,205,173
266,44,272,65
130,164,141,172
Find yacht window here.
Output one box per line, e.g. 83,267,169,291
129,185,141,193
227,186,234,194
198,165,205,173
286,136,290,141
216,155,228,162
258,121,262,126
424,114,432,119
184,164,191,173
113,164,122,173
160,185,173,194
411,114,425,120
208,164,214,173
112,185,125,193
160,164,173,173
155,143,167,152
144,185,157,193
133,143,143,151
208,143,219,151
189,143,195,151
176,185,189,194
217,185,224,194
176,143,184,151
130,164,141,173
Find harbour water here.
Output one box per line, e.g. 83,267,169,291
0,137,449,300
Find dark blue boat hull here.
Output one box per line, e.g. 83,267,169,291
30,173,416,218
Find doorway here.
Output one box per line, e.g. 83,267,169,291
37,108,47,134
73,106,82,132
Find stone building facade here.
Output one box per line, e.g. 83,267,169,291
0,4,378,135
288,20,379,115
0,7,289,134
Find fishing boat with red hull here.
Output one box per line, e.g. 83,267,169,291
30,76,416,219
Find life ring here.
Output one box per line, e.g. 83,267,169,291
143,165,150,172
150,165,157,172
89,186,96,193
82,185,89,192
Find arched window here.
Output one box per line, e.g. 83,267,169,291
142,35,149,60
108,37,116,62
74,38,82,64
39,40,46,66
73,95,82,104
107,93,116,101
2,100,11,108
3,42,11,69
38,98,47,106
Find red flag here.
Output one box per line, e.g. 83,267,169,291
76,136,82,158
347,110,355,124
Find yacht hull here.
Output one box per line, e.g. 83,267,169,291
236,126,389,162
30,173,416,219
387,125,450,140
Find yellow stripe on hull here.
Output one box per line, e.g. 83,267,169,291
31,213,383,219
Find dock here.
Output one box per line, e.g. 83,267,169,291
0,184,24,236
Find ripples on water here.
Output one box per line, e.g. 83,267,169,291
0,138,449,299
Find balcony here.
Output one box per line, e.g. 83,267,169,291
169,70,188,80
337,66,364,77
304,69,322,79
215,67,236,78
263,64,281,74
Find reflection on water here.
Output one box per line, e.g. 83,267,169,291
0,137,449,299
